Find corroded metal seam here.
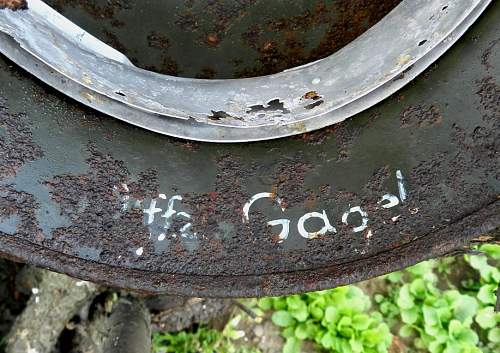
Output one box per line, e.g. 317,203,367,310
0,0,492,142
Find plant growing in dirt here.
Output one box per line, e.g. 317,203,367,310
259,286,392,353
375,244,500,353
152,315,262,353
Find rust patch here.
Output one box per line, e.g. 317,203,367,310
145,57,180,77
49,0,130,20
303,91,321,100
236,0,402,78
42,143,158,263
195,67,218,79
271,156,314,209
0,0,27,11
481,38,500,71
400,105,443,128
0,97,43,178
205,34,220,47
147,31,171,50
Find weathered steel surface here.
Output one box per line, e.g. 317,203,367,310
44,0,402,79
7,0,477,142
0,2,499,297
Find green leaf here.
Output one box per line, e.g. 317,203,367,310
479,244,500,259
272,298,287,311
398,324,413,338
452,295,478,322
349,338,364,353
324,306,338,324
320,331,335,349
423,305,440,326
294,323,308,340
487,327,500,343
309,305,324,320
475,307,497,329
281,326,295,338
397,284,414,310
272,311,295,327
401,307,419,324
477,285,496,305
428,341,443,353
448,320,478,345
386,271,403,283
283,337,301,353
352,314,371,330
410,278,427,298
337,316,352,329
442,341,461,353
290,305,308,322
408,261,435,276
258,297,273,311
341,339,354,353
424,323,442,336
468,255,493,281
361,329,382,348
304,320,318,338
286,295,303,310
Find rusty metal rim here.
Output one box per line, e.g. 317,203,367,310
0,0,492,142
1,201,497,297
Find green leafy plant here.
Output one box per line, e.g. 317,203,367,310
376,245,500,353
463,245,500,353
152,315,261,353
259,286,392,353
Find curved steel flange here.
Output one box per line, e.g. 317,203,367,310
0,0,492,142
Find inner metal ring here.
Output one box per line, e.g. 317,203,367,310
0,0,492,142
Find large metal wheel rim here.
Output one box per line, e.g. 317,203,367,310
0,0,492,142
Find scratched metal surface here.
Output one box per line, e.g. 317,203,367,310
0,2,499,297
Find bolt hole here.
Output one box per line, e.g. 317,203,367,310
418,40,428,47
115,91,126,97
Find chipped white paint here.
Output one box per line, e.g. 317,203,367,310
143,199,162,225
312,78,321,85
242,192,283,223
160,195,191,229
113,170,411,247
267,219,291,243
342,206,369,233
31,287,39,295
179,222,197,239
298,211,336,239
378,194,399,209
396,170,407,202
391,215,401,222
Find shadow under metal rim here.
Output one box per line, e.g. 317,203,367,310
0,0,493,142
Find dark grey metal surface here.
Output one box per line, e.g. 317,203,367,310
0,1,498,297
44,0,402,79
